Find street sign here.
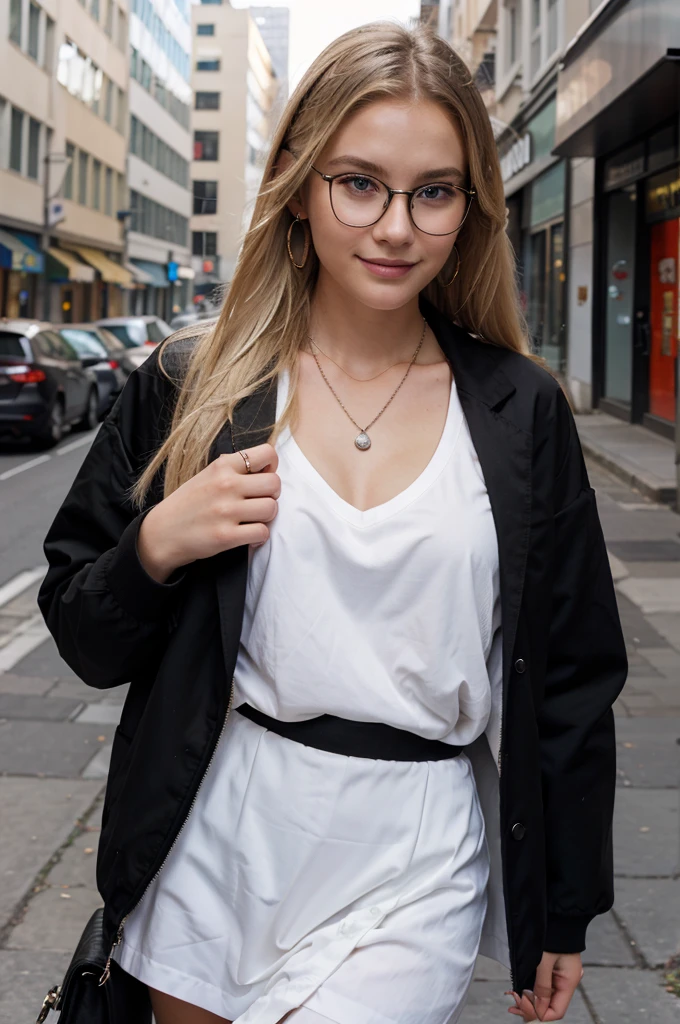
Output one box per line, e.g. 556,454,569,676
167,261,179,282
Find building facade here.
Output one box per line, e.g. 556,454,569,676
555,0,680,438
126,0,193,317
250,6,289,116
190,0,276,300
1,0,132,320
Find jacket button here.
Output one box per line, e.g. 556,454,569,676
514,658,526,674
511,822,526,840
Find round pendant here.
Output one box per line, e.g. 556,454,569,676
354,431,371,451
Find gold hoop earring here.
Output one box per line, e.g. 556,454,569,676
439,245,461,288
286,215,310,270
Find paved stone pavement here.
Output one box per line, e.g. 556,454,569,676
0,459,678,1023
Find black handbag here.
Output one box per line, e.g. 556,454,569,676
36,907,152,1024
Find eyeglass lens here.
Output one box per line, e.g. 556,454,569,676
329,174,471,235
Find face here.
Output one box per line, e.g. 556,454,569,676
291,96,470,311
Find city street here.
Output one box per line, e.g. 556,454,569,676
0,425,678,1023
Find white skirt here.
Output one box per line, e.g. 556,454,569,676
115,710,491,1024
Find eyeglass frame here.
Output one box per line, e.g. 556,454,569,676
309,165,476,237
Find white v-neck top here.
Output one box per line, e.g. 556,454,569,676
233,366,501,748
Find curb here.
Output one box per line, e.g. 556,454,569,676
580,437,677,506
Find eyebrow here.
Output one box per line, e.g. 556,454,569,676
324,155,466,184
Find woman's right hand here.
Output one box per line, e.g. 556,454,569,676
137,444,280,583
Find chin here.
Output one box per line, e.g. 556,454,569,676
343,271,432,312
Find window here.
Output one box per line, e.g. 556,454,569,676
129,189,188,246
92,158,101,209
117,8,126,50
105,166,113,215
196,59,220,71
130,45,138,77
530,0,541,76
64,141,75,198
78,149,88,204
28,2,40,60
10,107,23,173
200,0,222,5
195,91,220,110
117,87,125,132
27,117,40,178
44,15,54,70
9,0,22,45
504,0,519,69
547,0,559,56
104,0,113,35
104,78,113,122
192,231,217,256
196,23,214,34
140,58,152,89
194,130,219,160
91,0,100,19
193,180,217,214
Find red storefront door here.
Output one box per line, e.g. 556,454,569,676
648,217,678,423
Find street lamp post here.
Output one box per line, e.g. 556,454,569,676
40,151,72,321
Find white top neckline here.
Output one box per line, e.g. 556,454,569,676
276,368,463,528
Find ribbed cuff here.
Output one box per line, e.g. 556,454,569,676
544,913,591,953
106,509,186,622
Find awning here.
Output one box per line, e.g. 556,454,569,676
129,259,169,289
65,245,134,287
125,260,154,286
0,228,44,274
47,247,96,283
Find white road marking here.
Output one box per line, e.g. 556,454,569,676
57,432,97,455
0,612,51,673
0,566,47,609
0,455,51,480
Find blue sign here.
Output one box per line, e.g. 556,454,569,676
167,261,179,282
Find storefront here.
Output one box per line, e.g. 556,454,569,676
128,259,193,320
0,228,44,319
554,0,680,436
597,128,680,437
500,95,568,374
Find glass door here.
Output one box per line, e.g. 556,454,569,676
648,216,678,423
604,186,637,404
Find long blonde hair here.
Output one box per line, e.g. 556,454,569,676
132,21,530,508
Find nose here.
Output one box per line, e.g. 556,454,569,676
372,193,415,247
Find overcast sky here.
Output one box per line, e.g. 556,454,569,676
231,0,421,87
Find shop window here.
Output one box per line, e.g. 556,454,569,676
530,160,565,228
527,98,556,161
193,180,217,215
10,107,23,173
9,0,22,46
648,124,678,175
604,186,636,404
27,1,40,60
196,91,220,109
27,117,40,179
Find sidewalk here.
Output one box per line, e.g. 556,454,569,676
575,410,677,506
0,460,678,1023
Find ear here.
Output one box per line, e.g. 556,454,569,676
274,148,308,221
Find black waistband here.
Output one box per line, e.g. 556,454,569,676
235,703,464,761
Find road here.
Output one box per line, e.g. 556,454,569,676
0,426,678,1023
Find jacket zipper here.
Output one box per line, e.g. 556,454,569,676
98,677,236,986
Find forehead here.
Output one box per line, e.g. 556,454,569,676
320,97,468,179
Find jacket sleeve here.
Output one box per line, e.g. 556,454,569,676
538,387,628,954
37,347,188,690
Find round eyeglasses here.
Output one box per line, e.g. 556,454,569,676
310,165,476,236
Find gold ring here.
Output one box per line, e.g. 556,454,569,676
238,450,252,473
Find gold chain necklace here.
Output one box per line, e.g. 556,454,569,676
308,317,427,451
307,337,412,382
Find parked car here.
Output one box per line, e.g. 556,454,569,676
0,320,99,447
96,315,172,350
55,325,129,418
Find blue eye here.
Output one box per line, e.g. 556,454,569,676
416,185,456,202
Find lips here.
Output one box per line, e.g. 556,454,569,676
357,256,417,279
360,258,415,267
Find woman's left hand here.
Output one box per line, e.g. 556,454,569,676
505,951,584,1021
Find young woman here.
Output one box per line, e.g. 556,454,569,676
38,22,627,1024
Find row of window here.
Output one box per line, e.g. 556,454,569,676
503,0,560,81
129,188,188,247
192,231,217,256
62,141,125,216
76,0,126,52
57,41,125,134
9,0,54,69
130,0,190,82
1,98,51,181
130,115,189,188
130,46,190,131
193,180,217,215
194,130,218,161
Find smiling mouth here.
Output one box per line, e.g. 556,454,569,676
359,257,416,266
357,255,418,278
